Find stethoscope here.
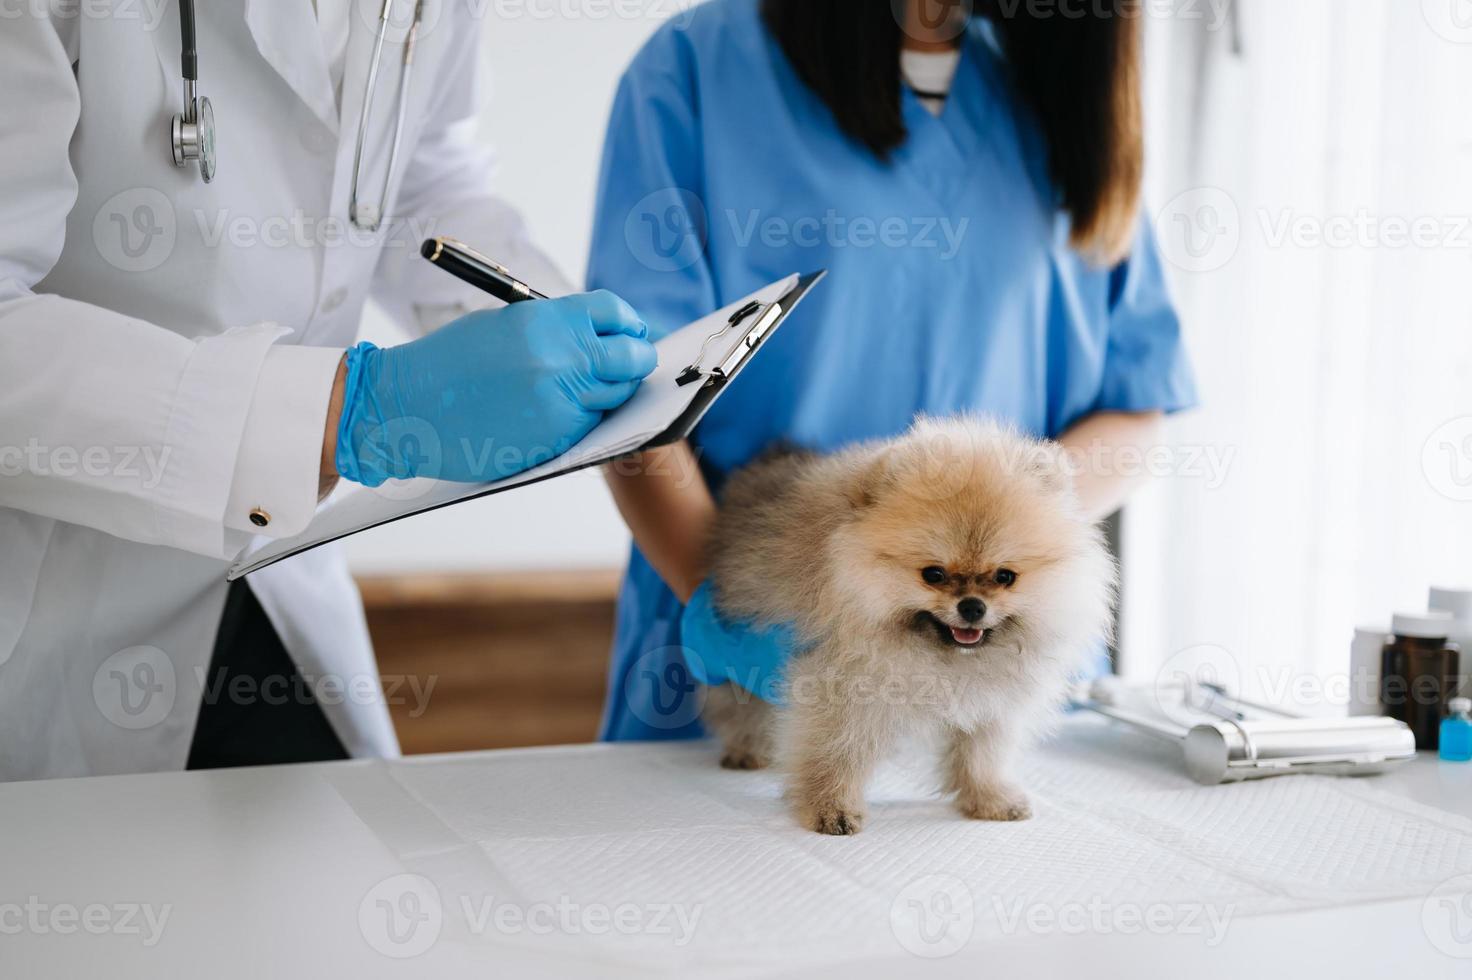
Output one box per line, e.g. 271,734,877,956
169,0,425,232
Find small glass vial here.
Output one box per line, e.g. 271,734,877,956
1442,698,1472,762
1381,612,1461,751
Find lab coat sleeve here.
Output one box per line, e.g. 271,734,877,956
369,20,571,336
1095,212,1200,414
586,25,718,337
0,11,331,559
222,345,345,538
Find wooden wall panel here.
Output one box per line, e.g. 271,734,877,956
359,571,620,754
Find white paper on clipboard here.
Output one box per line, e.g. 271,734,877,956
228,272,821,580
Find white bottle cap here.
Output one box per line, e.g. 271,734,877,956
1449,697,1471,714
1391,610,1454,639
1429,586,1472,622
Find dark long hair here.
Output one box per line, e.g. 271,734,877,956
761,0,1144,263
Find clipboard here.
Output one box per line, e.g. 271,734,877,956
227,270,826,580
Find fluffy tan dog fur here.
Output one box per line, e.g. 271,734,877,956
702,416,1117,835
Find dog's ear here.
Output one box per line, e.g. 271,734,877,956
846,448,895,509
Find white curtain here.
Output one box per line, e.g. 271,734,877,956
1121,0,1472,709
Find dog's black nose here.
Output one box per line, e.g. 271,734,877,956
957,597,986,623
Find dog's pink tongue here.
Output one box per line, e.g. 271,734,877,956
950,626,984,645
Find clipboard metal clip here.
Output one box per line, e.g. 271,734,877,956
676,299,782,387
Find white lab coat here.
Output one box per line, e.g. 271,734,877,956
0,0,570,780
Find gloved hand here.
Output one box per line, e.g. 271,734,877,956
679,581,799,703
336,291,657,487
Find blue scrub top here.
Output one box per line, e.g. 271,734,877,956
587,0,1197,741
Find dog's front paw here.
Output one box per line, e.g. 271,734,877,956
720,749,770,770
797,799,866,836
957,786,1033,822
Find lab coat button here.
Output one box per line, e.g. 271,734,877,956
320,288,347,314
249,508,271,528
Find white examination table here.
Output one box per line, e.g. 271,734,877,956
3,715,1470,978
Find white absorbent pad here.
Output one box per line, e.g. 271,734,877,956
325,718,1472,972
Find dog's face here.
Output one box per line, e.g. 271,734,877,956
828,419,1100,656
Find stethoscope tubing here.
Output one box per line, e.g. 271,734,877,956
349,0,425,231
172,0,423,223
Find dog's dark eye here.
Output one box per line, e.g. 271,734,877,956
921,566,947,585
994,568,1018,587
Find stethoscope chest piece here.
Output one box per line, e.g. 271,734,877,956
170,1,215,183
172,90,216,183
165,0,421,199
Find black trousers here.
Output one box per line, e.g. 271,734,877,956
187,581,350,770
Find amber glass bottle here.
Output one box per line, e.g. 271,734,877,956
1381,612,1461,750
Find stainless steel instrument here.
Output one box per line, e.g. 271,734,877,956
1073,679,1417,784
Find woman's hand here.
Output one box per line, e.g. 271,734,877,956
679,582,798,703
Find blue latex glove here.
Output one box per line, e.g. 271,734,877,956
679,581,798,703
336,291,657,487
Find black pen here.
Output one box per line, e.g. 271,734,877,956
421,237,549,305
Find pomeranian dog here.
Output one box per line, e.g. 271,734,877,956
701,416,1116,835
